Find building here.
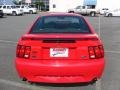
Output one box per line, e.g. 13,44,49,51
49,0,120,12
97,0,120,10
2,0,119,11
31,0,49,10
49,0,97,12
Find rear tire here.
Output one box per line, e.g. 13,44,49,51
0,14,3,18
29,10,33,14
12,11,17,16
68,11,74,13
90,78,97,85
108,13,112,17
90,12,96,17
0,11,3,18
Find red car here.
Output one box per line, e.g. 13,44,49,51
15,13,105,83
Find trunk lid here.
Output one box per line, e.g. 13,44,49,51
20,34,101,60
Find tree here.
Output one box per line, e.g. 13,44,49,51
12,0,24,5
12,0,19,5
34,2,45,11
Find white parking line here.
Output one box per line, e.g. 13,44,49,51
0,79,48,90
0,40,17,44
95,79,102,90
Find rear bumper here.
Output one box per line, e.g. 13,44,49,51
17,12,24,15
15,59,105,83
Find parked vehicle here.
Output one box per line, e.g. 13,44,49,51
15,13,105,84
100,8,109,15
68,5,100,16
105,8,120,17
0,5,23,16
15,5,37,14
0,9,4,18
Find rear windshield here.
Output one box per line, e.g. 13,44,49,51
30,16,91,34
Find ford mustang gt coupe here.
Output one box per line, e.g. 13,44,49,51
15,13,105,84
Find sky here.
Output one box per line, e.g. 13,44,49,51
0,0,14,5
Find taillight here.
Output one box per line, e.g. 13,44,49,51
16,45,31,59
24,46,31,59
88,47,95,59
99,45,104,57
88,45,104,59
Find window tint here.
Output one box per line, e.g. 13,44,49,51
16,6,20,8
0,6,2,8
3,6,6,8
11,6,16,8
76,6,81,9
53,4,56,8
7,6,11,9
82,6,85,9
30,16,91,34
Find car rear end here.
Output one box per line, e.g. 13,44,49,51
33,8,37,14
16,8,24,15
11,6,23,15
15,5,24,15
15,13,105,83
30,7,37,14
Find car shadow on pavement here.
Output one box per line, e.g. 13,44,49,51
31,82,94,87
0,16,7,19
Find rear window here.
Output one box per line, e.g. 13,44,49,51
30,16,91,34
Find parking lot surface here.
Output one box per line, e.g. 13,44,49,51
0,13,120,90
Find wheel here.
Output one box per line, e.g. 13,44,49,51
21,78,27,81
90,78,97,85
0,14,3,18
0,11,3,18
90,12,96,17
29,10,33,14
68,11,74,13
12,11,17,16
108,13,112,17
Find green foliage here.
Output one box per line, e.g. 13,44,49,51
12,0,19,5
34,2,45,7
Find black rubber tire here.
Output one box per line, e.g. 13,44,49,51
0,14,3,18
90,12,96,17
68,11,74,13
12,11,17,16
0,11,3,18
108,13,112,17
29,10,33,14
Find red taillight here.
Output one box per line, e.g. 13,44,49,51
16,45,21,57
99,45,104,57
88,47,95,59
24,46,31,59
16,45,31,59
88,45,104,59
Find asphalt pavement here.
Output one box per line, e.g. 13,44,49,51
0,13,120,90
